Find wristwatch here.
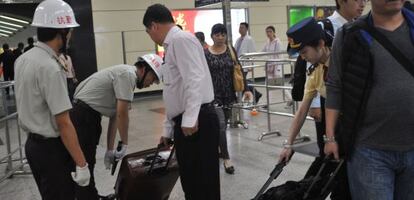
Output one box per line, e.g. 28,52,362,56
323,135,336,143
282,140,293,149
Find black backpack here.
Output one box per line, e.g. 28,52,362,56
290,18,334,101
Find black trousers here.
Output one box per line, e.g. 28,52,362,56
215,106,231,159
3,70,14,94
70,100,102,200
304,97,352,200
25,134,75,200
173,104,221,200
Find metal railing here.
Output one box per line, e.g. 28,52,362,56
0,81,30,183
234,52,312,143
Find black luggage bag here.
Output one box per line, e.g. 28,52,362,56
114,144,179,200
253,154,345,200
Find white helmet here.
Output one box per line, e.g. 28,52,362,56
32,0,80,28
139,54,163,82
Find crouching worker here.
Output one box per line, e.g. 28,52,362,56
70,54,163,199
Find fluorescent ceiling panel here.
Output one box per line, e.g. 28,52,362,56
0,15,29,24
0,21,24,28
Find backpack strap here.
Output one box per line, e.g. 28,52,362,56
357,19,414,79
319,18,335,47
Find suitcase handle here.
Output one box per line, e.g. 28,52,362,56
303,155,344,199
252,151,295,200
148,143,176,174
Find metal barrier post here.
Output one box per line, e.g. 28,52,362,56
236,53,312,143
258,59,281,141
0,81,31,183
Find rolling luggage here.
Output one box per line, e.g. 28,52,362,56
253,154,345,200
114,144,179,200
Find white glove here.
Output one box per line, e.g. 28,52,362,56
71,163,91,187
104,150,115,170
115,144,127,159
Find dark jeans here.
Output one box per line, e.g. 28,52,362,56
304,97,352,200
25,134,75,200
348,146,414,200
215,106,231,159
173,104,220,200
70,100,102,200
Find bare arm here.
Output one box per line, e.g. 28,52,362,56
56,111,87,167
279,97,312,162
116,99,129,144
286,97,313,145
107,116,117,150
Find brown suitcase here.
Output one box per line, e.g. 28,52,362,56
114,145,179,200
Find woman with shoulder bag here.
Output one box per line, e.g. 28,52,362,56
204,23,252,174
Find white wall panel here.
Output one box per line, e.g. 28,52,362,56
124,31,156,53
93,11,145,33
92,0,154,11
95,32,123,70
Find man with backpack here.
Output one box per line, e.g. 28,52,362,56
325,0,414,199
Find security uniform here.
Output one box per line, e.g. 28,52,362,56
15,42,75,200
70,64,136,199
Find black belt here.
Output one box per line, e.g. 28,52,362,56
200,101,214,111
173,102,214,122
73,99,101,116
28,133,59,141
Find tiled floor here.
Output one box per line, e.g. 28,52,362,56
0,88,322,200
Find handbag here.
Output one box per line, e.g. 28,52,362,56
228,44,245,92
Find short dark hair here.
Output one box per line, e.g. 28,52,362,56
404,1,414,11
266,25,275,33
18,42,24,49
211,23,227,36
143,4,174,28
27,37,34,44
335,0,348,10
37,28,69,42
240,22,249,29
2,43,9,50
195,32,205,42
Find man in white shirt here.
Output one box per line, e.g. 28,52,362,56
235,22,256,56
143,4,220,200
235,22,263,103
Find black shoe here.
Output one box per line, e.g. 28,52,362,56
224,163,235,174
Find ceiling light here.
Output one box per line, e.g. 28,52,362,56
0,25,17,31
0,15,29,24
0,33,9,37
0,21,23,28
0,29,12,34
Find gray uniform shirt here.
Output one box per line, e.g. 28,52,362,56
14,42,72,138
74,65,136,117
326,21,414,151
